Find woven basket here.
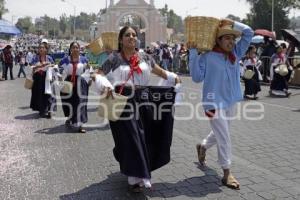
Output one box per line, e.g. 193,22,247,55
185,16,220,51
24,78,33,89
101,32,118,51
87,37,104,55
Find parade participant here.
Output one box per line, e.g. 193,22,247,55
93,26,181,192
269,45,293,97
242,45,262,100
2,45,14,80
59,42,91,133
17,52,27,78
30,42,55,118
188,19,253,190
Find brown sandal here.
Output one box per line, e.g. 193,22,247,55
221,175,240,190
196,144,206,166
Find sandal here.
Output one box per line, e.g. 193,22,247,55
196,144,206,166
221,175,240,190
128,184,144,193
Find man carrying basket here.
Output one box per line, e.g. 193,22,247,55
188,19,253,190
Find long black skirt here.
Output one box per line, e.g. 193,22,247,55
30,71,56,114
244,66,261,95
270,68,292,91
61,76,88,125
109,86,176,179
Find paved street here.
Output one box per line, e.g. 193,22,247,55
1,71,300,200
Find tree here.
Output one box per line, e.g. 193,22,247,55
0,0,8,19
244,0,300,38
158,4,184,33
59,14,68,34
16,17,34,34
226,14,241,22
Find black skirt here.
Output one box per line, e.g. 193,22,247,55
109,86,176,179
244,66,261,95
30,71,56,114
270,68,292,91
61,75,89,125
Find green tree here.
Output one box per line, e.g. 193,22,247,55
59,14,68,34
158,4,184,33
16,17,34,34
226,14,241,22
244,0,300,38
0,0,8,19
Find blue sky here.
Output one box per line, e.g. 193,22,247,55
3,0,299,24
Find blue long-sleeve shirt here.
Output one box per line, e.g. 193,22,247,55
189,21,254,111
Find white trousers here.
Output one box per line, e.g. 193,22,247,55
201,105,236,169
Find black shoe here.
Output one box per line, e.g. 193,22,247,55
65,120,71,127
78,127,86,133
45,112,51,119
128,184,143,193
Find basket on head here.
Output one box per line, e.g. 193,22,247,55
86,37,104,55
185,16,220,52
101,32,118,51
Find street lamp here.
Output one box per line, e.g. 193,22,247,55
61,0,76,39
11,15,17,25
185,7,198,18
271,0,274,32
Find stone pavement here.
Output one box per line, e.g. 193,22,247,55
0,73,300,200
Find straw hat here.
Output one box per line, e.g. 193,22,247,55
217,24,241,38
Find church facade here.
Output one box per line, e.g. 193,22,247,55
91,0,167,48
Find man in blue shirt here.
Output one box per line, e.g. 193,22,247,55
189,19,253,190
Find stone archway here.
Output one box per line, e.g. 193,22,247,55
115,11,149,48
94,0,167,48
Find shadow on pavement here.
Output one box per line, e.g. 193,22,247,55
59,172,148,200
15,113,40,120
35,124,72,134
18,106,30,110
35,124,110,135
59,165,222,200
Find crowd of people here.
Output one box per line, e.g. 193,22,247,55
0,18,299,193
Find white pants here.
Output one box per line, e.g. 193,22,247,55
201,105,236,169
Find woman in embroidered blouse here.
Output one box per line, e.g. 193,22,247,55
242,45,261,100
269,45,293,97
93,26,181,192
59,42,91,133
30,42,55,118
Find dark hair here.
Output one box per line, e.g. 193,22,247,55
280,43,287,49
69,41,80,55
38,42,49,55
40,42,49,50
246,45,256,55
117,26,138,52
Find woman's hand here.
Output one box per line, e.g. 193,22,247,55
175,76,181,84
219,18,234,27
103,87,114,99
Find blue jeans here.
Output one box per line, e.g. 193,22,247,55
18,64,26,78
162,59,169,70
